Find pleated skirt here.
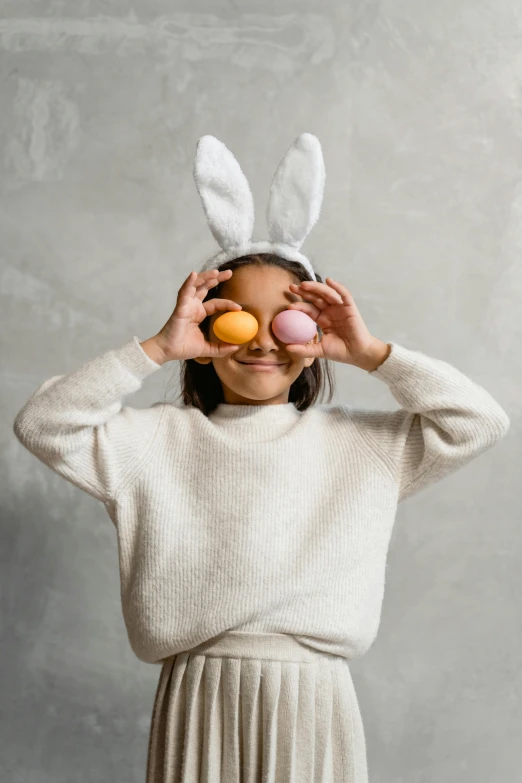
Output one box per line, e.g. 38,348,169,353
145,630,368,783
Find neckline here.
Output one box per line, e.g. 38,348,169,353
198,401,312,447
211,402,297,418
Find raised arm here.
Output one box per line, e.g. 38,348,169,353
351,341,510,503
12,267,248,504
13,337,165,503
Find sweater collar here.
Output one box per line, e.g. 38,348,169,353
207,402,302,440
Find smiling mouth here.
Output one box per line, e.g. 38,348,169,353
237,360,287,369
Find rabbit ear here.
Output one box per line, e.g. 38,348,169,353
193,135,255,251
266,133,325,249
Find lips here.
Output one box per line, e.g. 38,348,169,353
238,361,286,366
236,360,287,370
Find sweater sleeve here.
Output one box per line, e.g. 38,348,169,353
354,341,510,503
13,336,164,503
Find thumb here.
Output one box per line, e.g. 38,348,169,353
286,342,322,359
215,344,241,357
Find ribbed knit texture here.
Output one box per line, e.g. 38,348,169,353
13,336,510,664
145,631,369,783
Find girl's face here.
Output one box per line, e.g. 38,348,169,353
194,265,318,405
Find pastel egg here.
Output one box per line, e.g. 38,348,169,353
272,309,317,344
213,310,259,344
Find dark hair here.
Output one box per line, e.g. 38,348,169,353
167,253,336,416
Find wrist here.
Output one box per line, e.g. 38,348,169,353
139,337,170,365
352,338,391,372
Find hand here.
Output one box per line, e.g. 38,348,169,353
153,269,243,362
286,277,385,367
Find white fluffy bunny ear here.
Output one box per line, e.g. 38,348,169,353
266,133,325,250
193,135,255,251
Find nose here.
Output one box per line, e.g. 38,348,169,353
247,317,282,352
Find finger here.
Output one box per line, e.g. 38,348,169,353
179,270,212,299
203,298,242,316
176,271,199,304
183,268,230,291
287,301,321,320
194,269,233,300
291,291,328,309
289,281,343,307
285,341,325,359
288,285,329,310
180,270,198,292
191,268,231,285
194,279,219,300
204,342,241,357
324,277,356,306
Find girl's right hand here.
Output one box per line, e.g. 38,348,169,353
152,269,242,362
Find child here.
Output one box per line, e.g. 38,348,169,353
13,135,510,783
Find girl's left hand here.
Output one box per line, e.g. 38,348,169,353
285,277,376,365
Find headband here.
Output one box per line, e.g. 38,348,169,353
192,133,326,282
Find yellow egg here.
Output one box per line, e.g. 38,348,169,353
213,310,259,344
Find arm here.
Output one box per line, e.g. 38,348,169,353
13,336,167,503
351,339,510,503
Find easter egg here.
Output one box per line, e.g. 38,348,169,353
272,309,317,344
213,310,259,344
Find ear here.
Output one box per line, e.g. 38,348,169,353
193,135,255,251
266,133,325,250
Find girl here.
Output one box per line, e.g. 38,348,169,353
13,136,510,783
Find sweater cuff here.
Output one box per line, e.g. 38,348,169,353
368,341,421,382
112,336,164,380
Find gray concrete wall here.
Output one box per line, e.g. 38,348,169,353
2,2,519,781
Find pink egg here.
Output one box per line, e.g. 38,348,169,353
272,309,317,344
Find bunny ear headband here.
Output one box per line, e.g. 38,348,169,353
192,132,325,282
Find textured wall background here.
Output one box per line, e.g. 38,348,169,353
2,1,520,781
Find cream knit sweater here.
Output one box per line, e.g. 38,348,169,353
13,336,510,664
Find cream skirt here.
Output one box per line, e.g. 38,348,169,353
145,630,368,783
